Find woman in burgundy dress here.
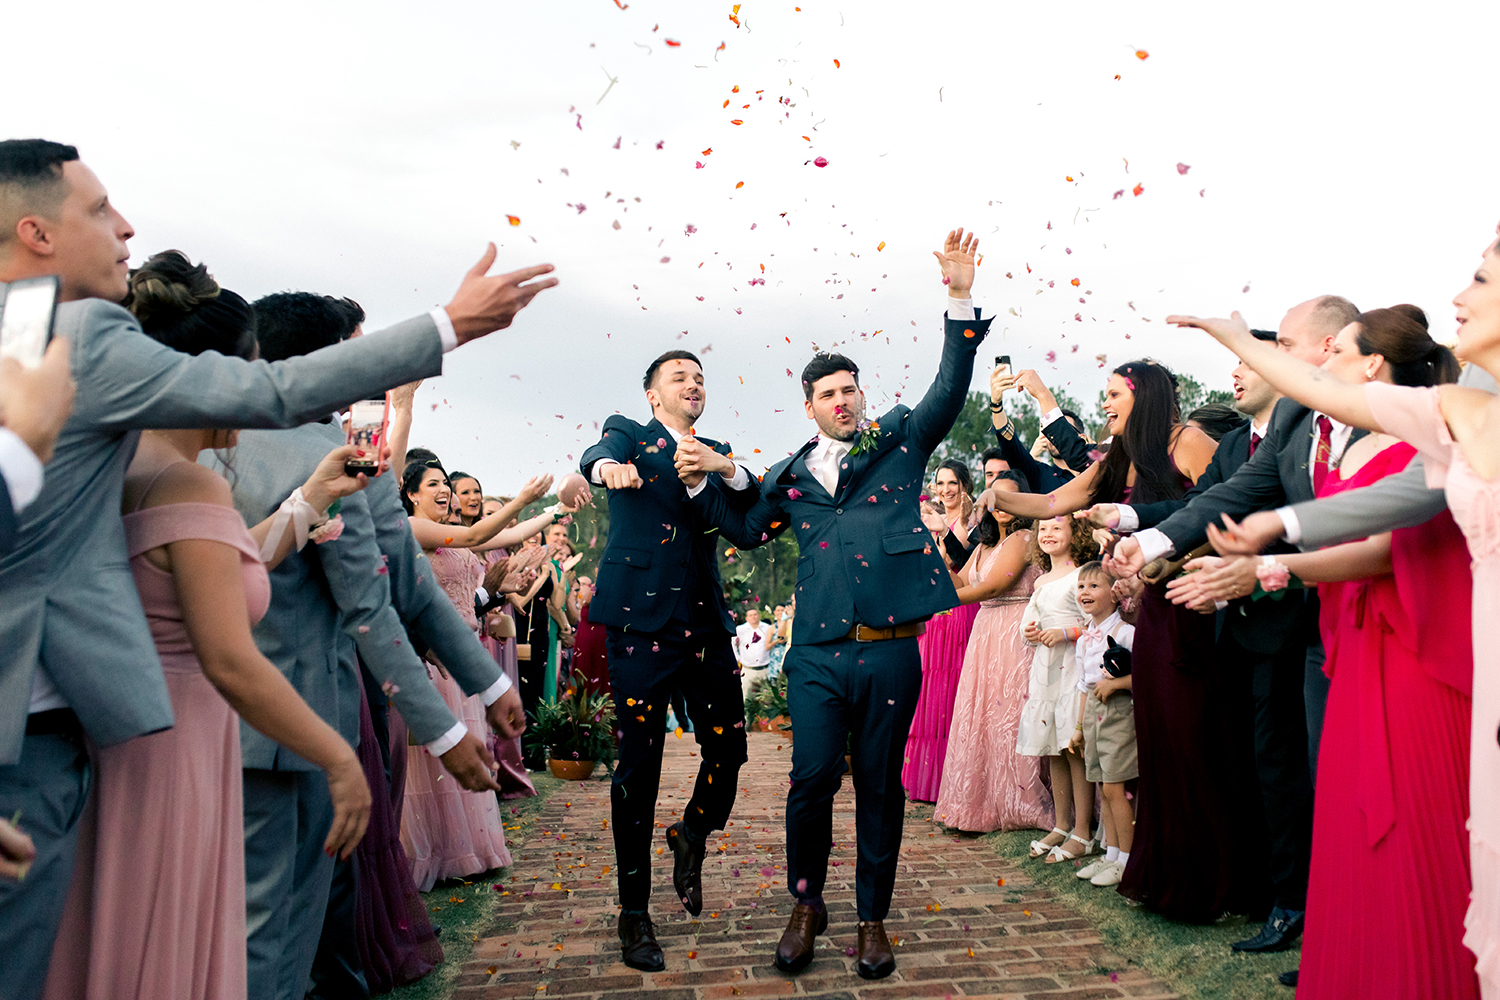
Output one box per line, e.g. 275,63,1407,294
571,575,610,698
981,361,1261,920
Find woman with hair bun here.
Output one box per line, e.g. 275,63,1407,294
44,250,375,1000
1179,302,1475,999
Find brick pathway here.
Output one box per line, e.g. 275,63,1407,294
457,734,1177,1000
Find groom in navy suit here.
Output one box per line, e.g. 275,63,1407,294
579,350,760,971
679,229,990,980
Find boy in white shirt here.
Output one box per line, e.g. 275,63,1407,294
1067,561,1136,887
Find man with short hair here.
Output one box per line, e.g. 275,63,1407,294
734,607,775,698
680,228,990,980
977,447,1010,486
1109,296,1360,958
579,348,759,970
0,138,556,999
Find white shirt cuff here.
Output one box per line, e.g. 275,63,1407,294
1134,528,1174,564
423,720,468,757
478,672,513,705
0,428,44,512
722,462,750,491
1040,407,1064,426
589,458,618,486
429,307,458,353
946,296,976,321
685,475,710,498
1276,507,1302,546
1115,504,1140,533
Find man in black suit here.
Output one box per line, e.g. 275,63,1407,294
0,339,74,556
579,350,760,971
987,366,1093,492
680,229,990,981
1111,296,1361,963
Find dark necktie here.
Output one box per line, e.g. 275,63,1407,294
1248,431,1262,459
1311,415,1334,494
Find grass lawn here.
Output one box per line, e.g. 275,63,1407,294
907,801,1297,1000
388,771,563,1000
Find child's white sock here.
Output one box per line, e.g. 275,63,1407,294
1117,851,1130,865
1106,846,1120,862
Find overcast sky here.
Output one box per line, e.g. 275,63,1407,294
14,0,1500,493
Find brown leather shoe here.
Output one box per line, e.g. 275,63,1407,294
774,903,828,974
856,921,895,980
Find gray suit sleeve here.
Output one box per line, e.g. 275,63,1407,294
1289,457,1447,549
68,301,444,431
314,491,460,746
404,591,505,696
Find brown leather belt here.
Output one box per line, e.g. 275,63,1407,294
843,621,927,642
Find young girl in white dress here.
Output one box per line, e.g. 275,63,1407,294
1016,516,1098,863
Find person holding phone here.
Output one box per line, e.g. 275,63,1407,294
0,338,74,556
0,139,559,997
987,363,1094,492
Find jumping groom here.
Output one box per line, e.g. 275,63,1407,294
678,229,991,979
580,350,760,971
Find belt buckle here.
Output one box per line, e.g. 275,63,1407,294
853,624,875,642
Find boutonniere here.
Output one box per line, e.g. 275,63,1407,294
846,414,882,456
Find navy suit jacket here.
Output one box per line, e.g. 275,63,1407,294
688,311,992,645
580,417,759,635
0,473,14,558
993,414,1093,493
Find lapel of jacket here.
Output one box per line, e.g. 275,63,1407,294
1280,406,1317,503
780,439,833,504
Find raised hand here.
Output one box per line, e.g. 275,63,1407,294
389,379,422,412
1164,311,1252,347
1206,511,1286,556
1014,369,1059,411
516,474,554,505
0,338,75,464
602,462,645,490
300,443,379,512
444,244,559,345
932,228,979,298
989,365,1017,404
1073,504,1121,530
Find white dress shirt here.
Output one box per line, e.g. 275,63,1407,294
734,622,775,667
0,428,43,514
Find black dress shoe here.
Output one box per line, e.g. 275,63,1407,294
774,903,828,974
856,921,896,980
1278,969,1299,988
618,912,665,972
1231,906,1305,953
666,821,706,916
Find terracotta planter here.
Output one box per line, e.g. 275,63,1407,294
548,758,597,781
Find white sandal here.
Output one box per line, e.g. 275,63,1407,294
1044,833,1098,864
1028,827,1068,859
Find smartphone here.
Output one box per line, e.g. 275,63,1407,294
0,276,62,368
994,354,1012,378
345,396,390,477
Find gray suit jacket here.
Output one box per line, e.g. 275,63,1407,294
336,432,504,698
0,291,444,765
1290,363,1499,549
220,424,462,770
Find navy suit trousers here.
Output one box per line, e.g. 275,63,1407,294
606,621,747,910
784,634,921,921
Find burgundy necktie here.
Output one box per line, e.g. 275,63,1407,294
1247,431,1262,459
1311,415,1334,494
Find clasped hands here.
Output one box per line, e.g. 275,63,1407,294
672,437,735,489
1164,512,1288,610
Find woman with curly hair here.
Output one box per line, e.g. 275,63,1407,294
1015,516,1099,862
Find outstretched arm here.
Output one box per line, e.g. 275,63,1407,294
686,477,790,551
1168,311,1376,430
910,229,993,454
978,463,1100,520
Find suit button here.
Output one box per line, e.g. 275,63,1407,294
835,508,843,515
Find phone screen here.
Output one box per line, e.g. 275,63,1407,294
345,397,390,475
0,276,61,368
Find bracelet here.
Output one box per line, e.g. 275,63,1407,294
259,488,331,562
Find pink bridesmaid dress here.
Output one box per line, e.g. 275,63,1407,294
933,545,1052,833
46,501,268,1000
400,546,511,892
1367,381,1500,998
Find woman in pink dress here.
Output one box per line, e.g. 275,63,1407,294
904,460,981,801
933,472,1052,833
45,253,371,1000
1176,284,1500,997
